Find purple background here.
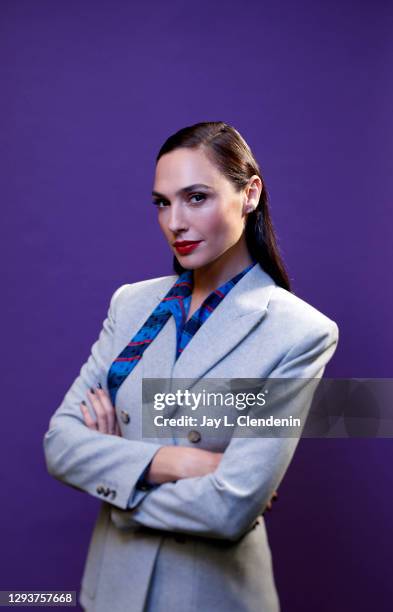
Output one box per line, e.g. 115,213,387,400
1,1,392,610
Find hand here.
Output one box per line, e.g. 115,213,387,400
263,490,279,515
148,448,278,514
80,383,121,436
147,446,224,485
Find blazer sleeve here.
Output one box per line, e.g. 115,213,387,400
42,284,165,510
111,321,339,540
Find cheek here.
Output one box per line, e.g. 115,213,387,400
200,200,227,227
202,201,242,238
202,210,225,233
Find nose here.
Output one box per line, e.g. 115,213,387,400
166,202,188,234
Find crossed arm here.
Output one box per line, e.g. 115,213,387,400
43,285,338,542
110,324,339,541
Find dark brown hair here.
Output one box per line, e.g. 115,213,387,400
156,121,291,291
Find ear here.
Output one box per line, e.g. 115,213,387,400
243,175,263,214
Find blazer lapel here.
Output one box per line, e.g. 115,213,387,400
142,264,276,388
141,264,276,429
171,263,276,382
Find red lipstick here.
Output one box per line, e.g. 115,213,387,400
173,240,203,255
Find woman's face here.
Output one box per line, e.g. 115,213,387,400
152,147,259,270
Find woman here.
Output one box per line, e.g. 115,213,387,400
43,121,339,612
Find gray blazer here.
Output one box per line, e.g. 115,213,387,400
43,263,339,612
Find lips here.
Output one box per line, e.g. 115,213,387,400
173,240,202,246
173,240,203,255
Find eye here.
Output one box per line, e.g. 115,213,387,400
152,199,169,208
189,193,206,204
152,193,207,207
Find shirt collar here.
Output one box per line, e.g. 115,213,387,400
177,259,258,294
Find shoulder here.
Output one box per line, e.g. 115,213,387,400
108,273,178,310
266,284,339,347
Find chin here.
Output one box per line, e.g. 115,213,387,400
175,253,201,268
175,249,218,270
186,256,220,270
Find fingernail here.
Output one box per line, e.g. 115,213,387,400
97,382,102,389
90,387,95,394
81,400,87,406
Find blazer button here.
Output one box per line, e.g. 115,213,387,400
110,490,117,500
187,430,201,443
121,410,130,424
103,487,111,497
96,485,105,495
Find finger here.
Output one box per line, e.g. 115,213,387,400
96,384,116,434
80,403,98,430
88,388,109,433
272,491,278,501
266,502,272,511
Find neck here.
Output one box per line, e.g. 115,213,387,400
192,237,254,295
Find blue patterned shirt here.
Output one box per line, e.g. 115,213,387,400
167,261,257,358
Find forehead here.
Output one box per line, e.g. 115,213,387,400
154,147,224,192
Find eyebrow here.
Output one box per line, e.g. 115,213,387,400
152,183,213,199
